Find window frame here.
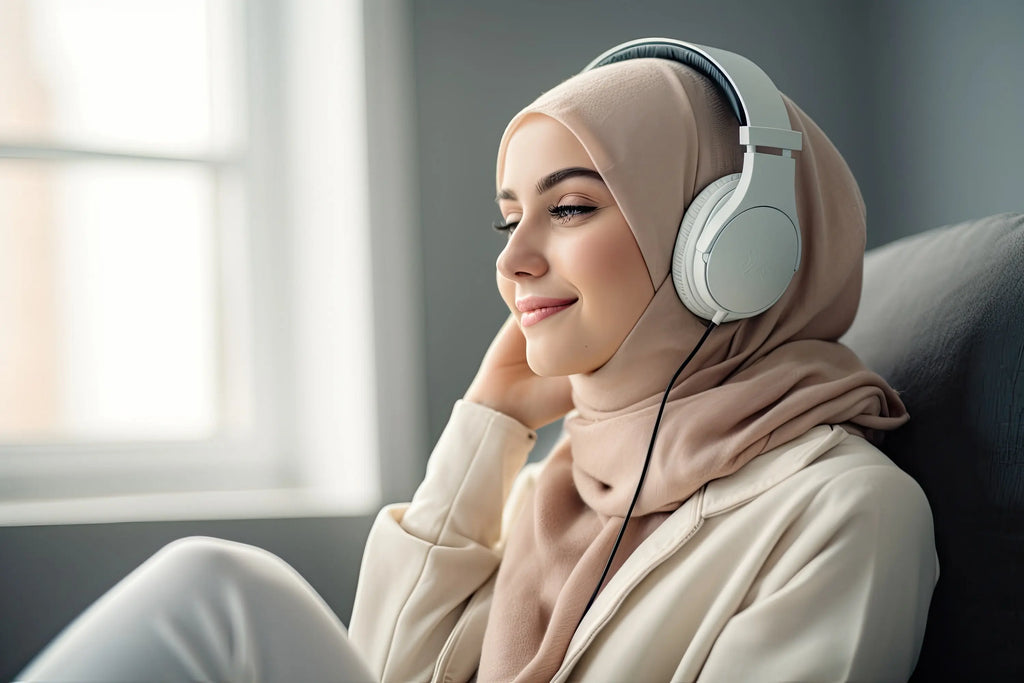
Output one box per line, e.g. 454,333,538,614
0,0,426,526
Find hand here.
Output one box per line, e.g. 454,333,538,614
464,315,574,430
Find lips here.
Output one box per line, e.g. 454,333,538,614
516,296,578,328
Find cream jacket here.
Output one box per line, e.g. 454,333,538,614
350,401,937,682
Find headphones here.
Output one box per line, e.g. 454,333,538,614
583,38,803,325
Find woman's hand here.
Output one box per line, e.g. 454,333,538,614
464,315,574,430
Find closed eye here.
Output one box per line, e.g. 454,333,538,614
493,204,597,236
549,204,597,223
493,218,519,235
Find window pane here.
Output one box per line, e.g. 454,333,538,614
0,160,219,441
0,0,242,155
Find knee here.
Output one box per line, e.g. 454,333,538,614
149,536,289,588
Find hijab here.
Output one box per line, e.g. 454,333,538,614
477,58,908,681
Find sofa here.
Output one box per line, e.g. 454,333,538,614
842,212,1024,679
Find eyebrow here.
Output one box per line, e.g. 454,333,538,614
496,167,605,202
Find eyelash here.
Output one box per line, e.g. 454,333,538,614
492,204,598,234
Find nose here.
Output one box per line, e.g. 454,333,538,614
496,220,548,280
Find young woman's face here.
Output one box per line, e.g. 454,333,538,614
496,115,655,377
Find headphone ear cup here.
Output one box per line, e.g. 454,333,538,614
672,174,742,320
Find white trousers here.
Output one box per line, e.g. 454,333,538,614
18,536,377,682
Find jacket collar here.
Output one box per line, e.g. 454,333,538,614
701,425,848,517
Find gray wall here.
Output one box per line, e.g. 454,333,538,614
864,0,1024,242
2,1,1022,679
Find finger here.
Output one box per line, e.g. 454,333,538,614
490,313,527,361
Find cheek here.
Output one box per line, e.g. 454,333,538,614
570,223,651,315
575,234,626,282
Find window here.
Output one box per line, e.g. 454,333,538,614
0,0,241,445
0,0,420,525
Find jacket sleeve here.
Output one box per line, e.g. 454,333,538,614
697,464,939,682
348,400,537,682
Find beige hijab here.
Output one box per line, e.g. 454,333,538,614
478,58,908,682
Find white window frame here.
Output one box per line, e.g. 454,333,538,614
0,0,426,526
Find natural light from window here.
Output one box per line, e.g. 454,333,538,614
0,0,385,524
0,0,238,442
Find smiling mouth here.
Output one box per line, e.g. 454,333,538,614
517,297,578,328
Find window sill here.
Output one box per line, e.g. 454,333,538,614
0,487,377,527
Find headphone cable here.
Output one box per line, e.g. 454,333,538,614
576,320,718,629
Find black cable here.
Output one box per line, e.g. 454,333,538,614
576,321,718,628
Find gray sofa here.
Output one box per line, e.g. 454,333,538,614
843,213,1024,679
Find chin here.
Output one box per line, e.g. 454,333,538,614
525,345,571,377
525,342,596,377
525,357,564,378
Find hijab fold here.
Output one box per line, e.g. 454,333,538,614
477,59,908,682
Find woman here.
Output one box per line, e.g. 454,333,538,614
20,43,937,682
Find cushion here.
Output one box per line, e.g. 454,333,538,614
842,213,1024,679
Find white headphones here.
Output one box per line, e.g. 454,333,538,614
584,38,803,324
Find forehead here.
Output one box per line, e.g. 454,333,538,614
500,114,596,189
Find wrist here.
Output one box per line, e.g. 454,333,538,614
462,392,509,416
462,388,528,428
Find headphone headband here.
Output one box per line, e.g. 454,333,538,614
584,38,801,152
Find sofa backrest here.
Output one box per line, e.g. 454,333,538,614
842,212,1024,679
